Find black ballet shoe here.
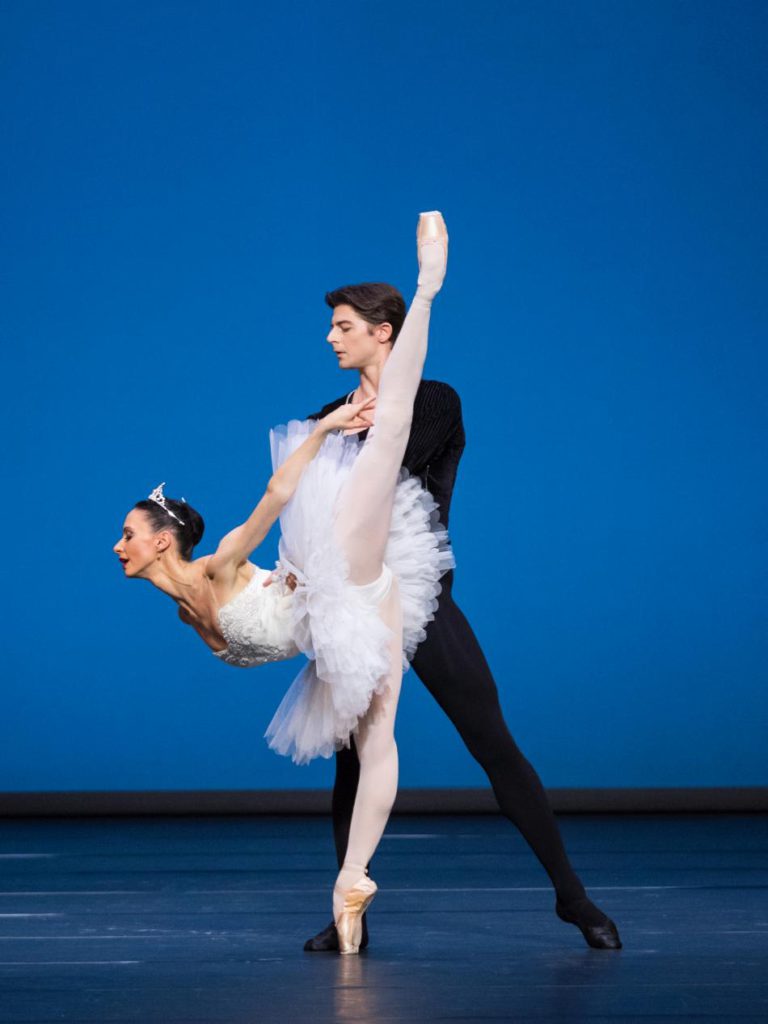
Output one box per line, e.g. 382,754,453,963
303,915,370,953
555,899,623,950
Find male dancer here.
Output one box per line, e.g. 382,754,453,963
305,281,621,952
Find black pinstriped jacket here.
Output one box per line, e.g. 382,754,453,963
308,379,465,528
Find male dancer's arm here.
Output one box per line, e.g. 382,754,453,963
406,381,465,529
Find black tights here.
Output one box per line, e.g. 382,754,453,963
331,573,588,906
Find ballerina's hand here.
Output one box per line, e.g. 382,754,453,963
320,396,376,433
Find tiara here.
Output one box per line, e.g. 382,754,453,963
148,482,186,525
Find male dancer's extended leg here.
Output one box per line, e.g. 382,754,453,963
412,589,620,945
410,585,587,905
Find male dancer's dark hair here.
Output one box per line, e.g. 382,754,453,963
325,283,407,342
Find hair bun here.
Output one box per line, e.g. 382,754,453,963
188,508,205,547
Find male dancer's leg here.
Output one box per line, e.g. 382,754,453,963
331,744,360,869
410,583,588,905
412,588,619,942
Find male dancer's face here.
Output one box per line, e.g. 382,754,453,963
326,304,392,371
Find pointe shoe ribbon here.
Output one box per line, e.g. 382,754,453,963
335,876,378,955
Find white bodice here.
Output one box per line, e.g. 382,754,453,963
213,565,300,668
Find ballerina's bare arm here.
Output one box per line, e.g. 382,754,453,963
206,398,375,576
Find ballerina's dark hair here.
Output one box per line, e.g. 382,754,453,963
133,496,205,561
325,282,406,343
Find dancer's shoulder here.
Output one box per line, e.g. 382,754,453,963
416,379,462,418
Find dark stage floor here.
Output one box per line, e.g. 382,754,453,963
0,813,766,1022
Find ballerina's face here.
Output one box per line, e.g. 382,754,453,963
327,304,392,370
114,509,169,578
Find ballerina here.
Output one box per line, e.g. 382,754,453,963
114,211,451,953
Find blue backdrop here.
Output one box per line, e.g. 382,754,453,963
2,0,766,793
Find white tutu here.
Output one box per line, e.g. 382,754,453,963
264,419,455,765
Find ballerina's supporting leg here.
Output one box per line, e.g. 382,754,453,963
332,579,403,948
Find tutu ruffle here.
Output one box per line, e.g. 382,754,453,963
263,419,454,765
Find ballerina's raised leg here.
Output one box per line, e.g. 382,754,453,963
330,212,448,952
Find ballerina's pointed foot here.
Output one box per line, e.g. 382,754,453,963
556,897,623,950
334,876,378,955
416,210,448,299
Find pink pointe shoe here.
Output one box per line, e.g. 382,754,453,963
416,210,448,298
334,875,378,955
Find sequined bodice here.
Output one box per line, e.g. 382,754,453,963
213,565,300,668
